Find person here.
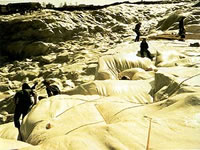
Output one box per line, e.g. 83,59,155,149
178,17,186,39
134,22,141,42
140,38,153,60
42,80,61,97
14,82,38,140
121,76,130,80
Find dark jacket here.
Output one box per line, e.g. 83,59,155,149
135,23,141,32
14,89,36,128
140,41,149,50
46,85,61,97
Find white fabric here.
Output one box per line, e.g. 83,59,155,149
0,138,32,149
65,80,153,104
95,53,155,80
0,122,18,140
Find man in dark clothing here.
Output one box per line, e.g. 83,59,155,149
43,80,61,97
140,38,153,60
14,82,38,136
178,17,186,39
134,22,141,42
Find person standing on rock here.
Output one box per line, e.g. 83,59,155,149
140,38,153,60
134,22,142,42
42,80,61,97
178,16,186,40
14,82,38,140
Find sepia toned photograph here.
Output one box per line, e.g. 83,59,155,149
0,0,200,149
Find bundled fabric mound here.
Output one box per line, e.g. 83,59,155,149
0,137,32,149
20,95,102,145
154,67,200,101
0,122,18,140
2,92,199,150
155,50,193,67
118,68,155,80
1,59,200,150
95,53,155,80
64,80,153,104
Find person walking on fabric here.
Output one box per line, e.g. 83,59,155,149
178,16,186,40
42,80,61,97
134,22,142,42
14,82,38,140
140,38,153,60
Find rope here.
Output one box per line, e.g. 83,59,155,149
55,97,101,118
168,72,200,98
108,104,146,123
65,121,103,136
177,73,200,87
145,117,152,150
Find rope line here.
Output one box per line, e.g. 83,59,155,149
65,121,103,136
55,97,101,118
146,117,152,150
168,72,200,98
108,104,145,123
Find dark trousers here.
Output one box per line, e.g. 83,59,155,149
14,106,30,129
179,28,185,38
135,31,140,42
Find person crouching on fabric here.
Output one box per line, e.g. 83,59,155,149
42,80,61,97
140,38,153,61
